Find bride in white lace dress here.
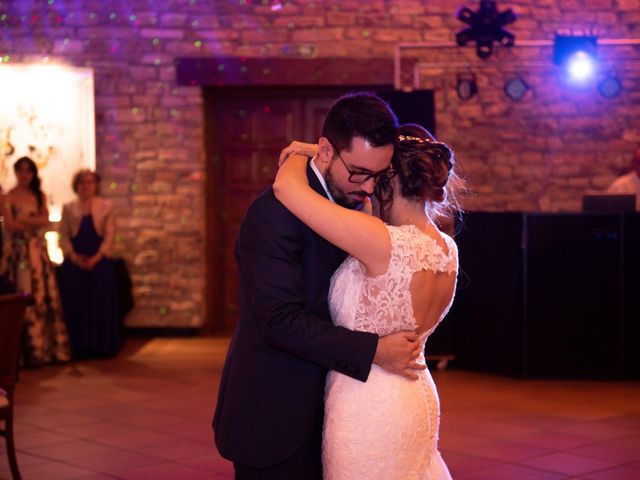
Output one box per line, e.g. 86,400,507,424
274,124,459,479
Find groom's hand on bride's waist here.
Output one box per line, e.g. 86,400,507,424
373,331,426,380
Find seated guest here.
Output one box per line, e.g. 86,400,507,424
58,169,121,358
608,146,640,211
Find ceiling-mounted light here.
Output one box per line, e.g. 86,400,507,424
456,72,478,100
553,34,598,84
456,0,517,59
504,77,528,101
598,74,622,99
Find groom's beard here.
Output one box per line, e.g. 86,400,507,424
325,165,367,210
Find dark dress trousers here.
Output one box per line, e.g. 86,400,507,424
213,163,378,470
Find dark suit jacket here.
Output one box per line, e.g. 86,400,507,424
213,163,378,467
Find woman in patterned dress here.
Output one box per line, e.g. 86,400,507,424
1,157,70,366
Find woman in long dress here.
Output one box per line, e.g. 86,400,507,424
57,169,120,358
1,156,71,366
274,124,459,479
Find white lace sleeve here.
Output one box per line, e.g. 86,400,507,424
351,226,419,335
344,225,458,336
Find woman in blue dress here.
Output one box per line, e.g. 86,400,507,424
58,169,121,358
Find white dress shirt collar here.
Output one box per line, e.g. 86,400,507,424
310,156,335,203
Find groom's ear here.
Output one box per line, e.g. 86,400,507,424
317,137,333,167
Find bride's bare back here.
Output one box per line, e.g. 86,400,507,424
409,229,457,337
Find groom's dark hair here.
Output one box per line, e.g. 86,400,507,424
322,92,399,155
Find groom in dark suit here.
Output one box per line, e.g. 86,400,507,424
213,92,423,479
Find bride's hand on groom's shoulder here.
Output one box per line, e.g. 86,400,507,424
373,331,426,380
278,141,319,167
360,197,373,215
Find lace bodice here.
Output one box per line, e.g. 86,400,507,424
329,224,458,338
323,224,457,480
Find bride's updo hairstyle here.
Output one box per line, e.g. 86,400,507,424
376,123,460,219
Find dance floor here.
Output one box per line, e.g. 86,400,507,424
1,337,639,480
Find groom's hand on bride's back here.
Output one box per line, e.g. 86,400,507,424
373,331,426,380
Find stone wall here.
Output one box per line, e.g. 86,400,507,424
1,0,638,327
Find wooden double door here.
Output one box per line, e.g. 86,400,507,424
204,87,352,333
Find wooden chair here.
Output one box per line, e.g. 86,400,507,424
0,293,31,480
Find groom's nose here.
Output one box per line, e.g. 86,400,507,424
361,178,376,195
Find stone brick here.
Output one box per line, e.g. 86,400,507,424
63,11,101,26
374,28,423,42
327,12,357,26
389,2,426,15
140,53,173,65
52,39,84,54
132,11,159,27
292,27,344,42
273,16,324,28
105,108,147,124
557,0,580,10
136,160,164,171
159,13,188,28
422,28,453,41
584,0,614,8
194,30,240,40
253,4,301,16
96,96,131,108
77,27,134,39
416,16,445,28
140,28,184,39
242,28,289,43
617,0,640,11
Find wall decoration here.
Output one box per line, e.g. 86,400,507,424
0,64,95,221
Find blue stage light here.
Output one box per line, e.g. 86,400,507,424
566,51,597,83
553,34,598,85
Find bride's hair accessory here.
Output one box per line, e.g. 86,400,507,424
398,134,429,143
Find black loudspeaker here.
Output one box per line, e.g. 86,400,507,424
624,214,640,378
452,212,633,378
450,213,525,376
525,214,622,377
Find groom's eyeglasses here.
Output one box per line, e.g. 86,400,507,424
332,147,396,185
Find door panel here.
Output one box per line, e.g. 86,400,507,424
205,88,350,332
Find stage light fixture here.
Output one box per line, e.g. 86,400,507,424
456,0,517,59
598,74,622,99
504,77,528,101
566,51,596,82
456,72,478,100
553,34,598,84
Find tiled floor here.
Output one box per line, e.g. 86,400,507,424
1,337,639,480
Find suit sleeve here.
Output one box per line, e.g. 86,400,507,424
237,191,378,382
